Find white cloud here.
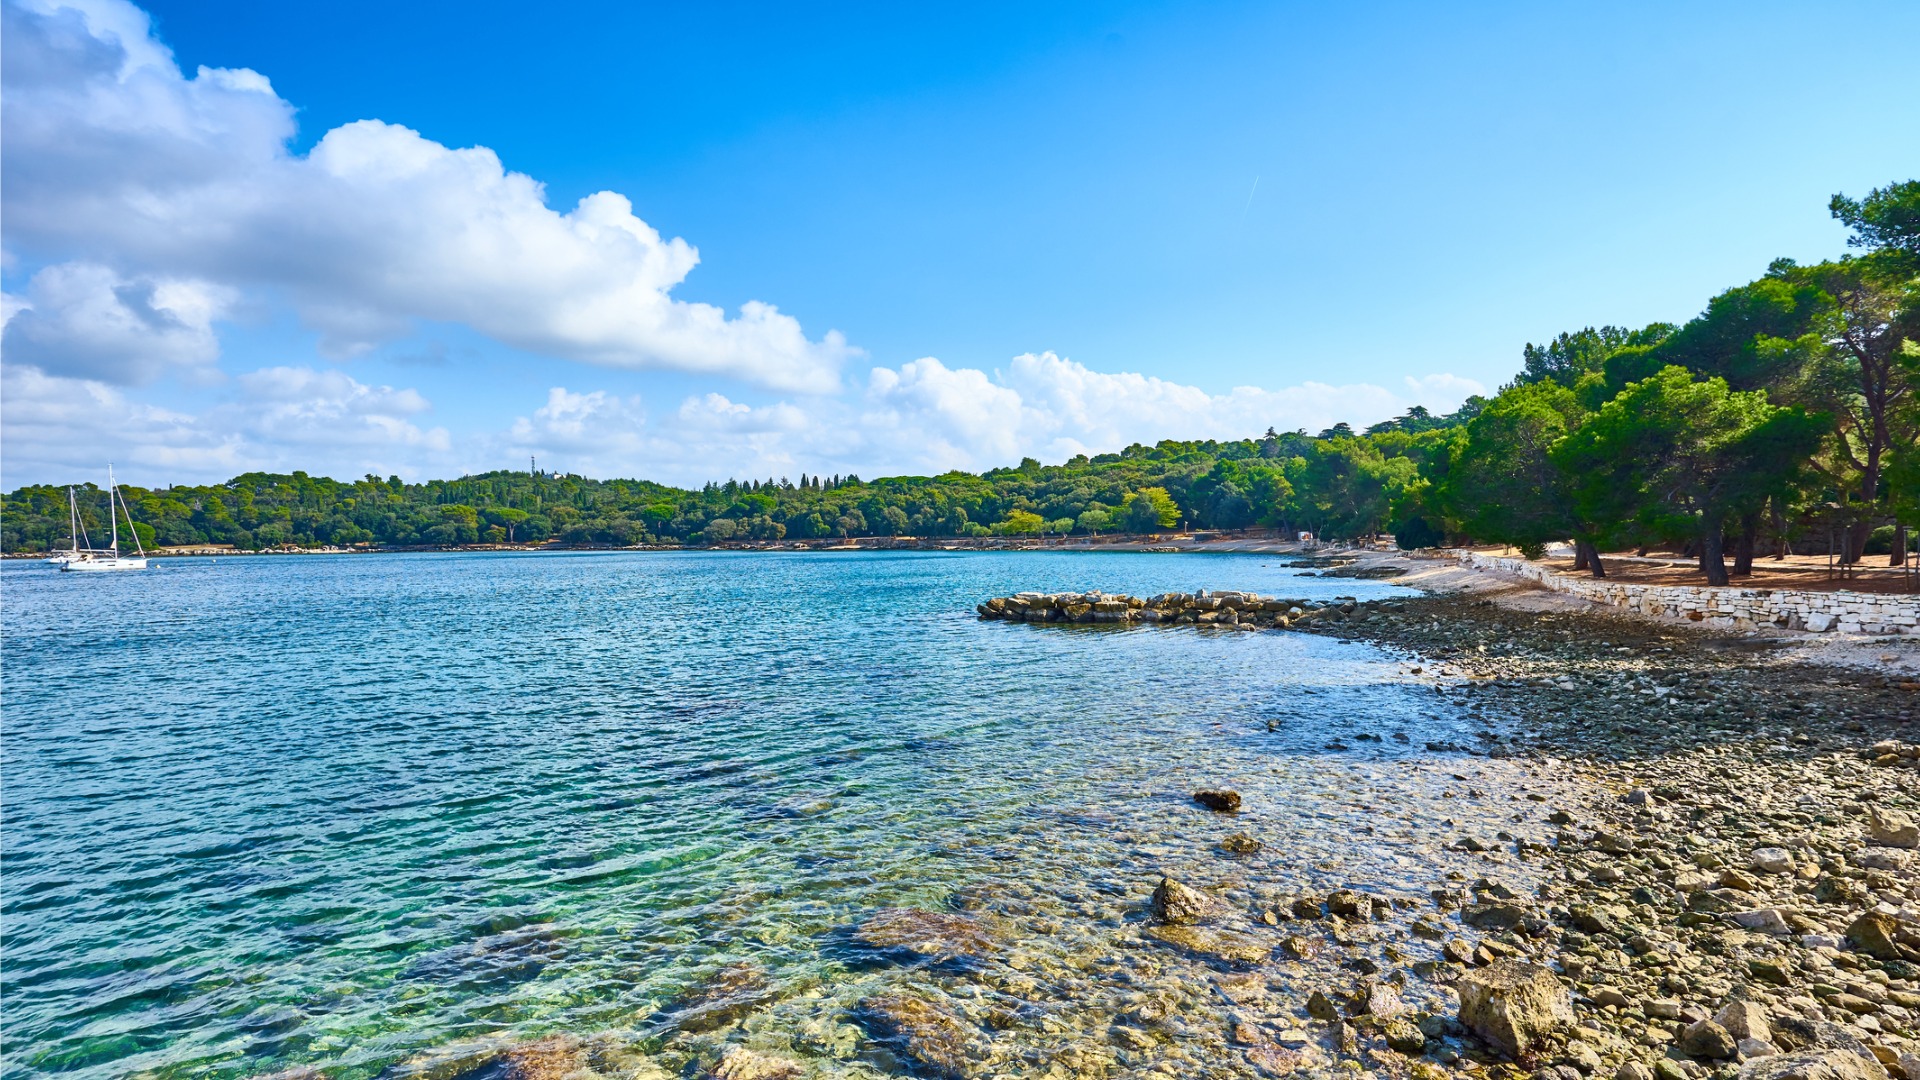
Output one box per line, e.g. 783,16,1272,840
502,354,1484,487
2,262,233,383
0,363,451,485
1,0,853,391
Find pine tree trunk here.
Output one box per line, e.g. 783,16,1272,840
1732,516,1756,578
1702,523,1730,587
1892,525,1908,568
1575,537,1606,578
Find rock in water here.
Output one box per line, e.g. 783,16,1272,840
451,1036,589,1080
853,909,999,962
1737,1051,1890,1080
1142,924,1272,965
1194,789,1242,813
1219,833,1262,854
1457,961,1574,1059
1867,805,1919,849
673,961,774,1032
857,992,976,1080
1151,875,1230,924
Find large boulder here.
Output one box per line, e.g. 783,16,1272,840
1456,961,1574,1059
1738,1050,1887,1080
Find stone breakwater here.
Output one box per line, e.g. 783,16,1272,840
976,590,1371,628
1447,551,1920,636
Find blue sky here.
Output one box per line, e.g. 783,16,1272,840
3,0,1915,487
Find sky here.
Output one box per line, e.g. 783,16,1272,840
2,0,1915,490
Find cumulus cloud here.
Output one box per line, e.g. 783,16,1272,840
0,362,451,485
503,354,1485,487
2,262,233,383
0,0,853,390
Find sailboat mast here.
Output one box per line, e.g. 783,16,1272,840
108,465,120,556
69,487,80,556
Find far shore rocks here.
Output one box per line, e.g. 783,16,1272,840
976,589,1348,629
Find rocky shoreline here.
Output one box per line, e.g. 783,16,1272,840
285,583,1918,1080
973,584,1920,1080
1279,588,1920,1080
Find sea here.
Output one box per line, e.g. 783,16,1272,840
0,550,1567,1079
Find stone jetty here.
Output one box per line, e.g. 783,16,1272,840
976,589,1378,628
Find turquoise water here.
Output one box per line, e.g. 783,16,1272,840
1,552,1561,1079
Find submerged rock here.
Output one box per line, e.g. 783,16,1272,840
445,1036,588,1080
672,960,775,1033
710,1047,801,1080
1143,924,1272,965
857,992,977,1079
1457,961,1574,1059
852,909,999,962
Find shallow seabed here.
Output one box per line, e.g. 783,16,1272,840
2,551,1580,1079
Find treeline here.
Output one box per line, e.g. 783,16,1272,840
0,414,1470,556
3,183,1914,584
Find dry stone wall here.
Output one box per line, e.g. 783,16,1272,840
1448,551,1919,636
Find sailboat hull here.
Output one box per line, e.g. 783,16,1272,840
62,557,148,572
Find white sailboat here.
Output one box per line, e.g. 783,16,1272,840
45,486,113,565
62,467,149,572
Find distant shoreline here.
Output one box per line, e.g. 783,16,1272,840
3,532,1350,560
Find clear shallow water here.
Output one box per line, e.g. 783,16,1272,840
1,552,1565,1079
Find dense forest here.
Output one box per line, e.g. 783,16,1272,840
5,182,1916,584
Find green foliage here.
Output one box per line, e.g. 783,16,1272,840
1436,380,1591,552
994,509,1046,535
1553,367,1826,581
1832,180,1920,273
1120,487,1180,530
